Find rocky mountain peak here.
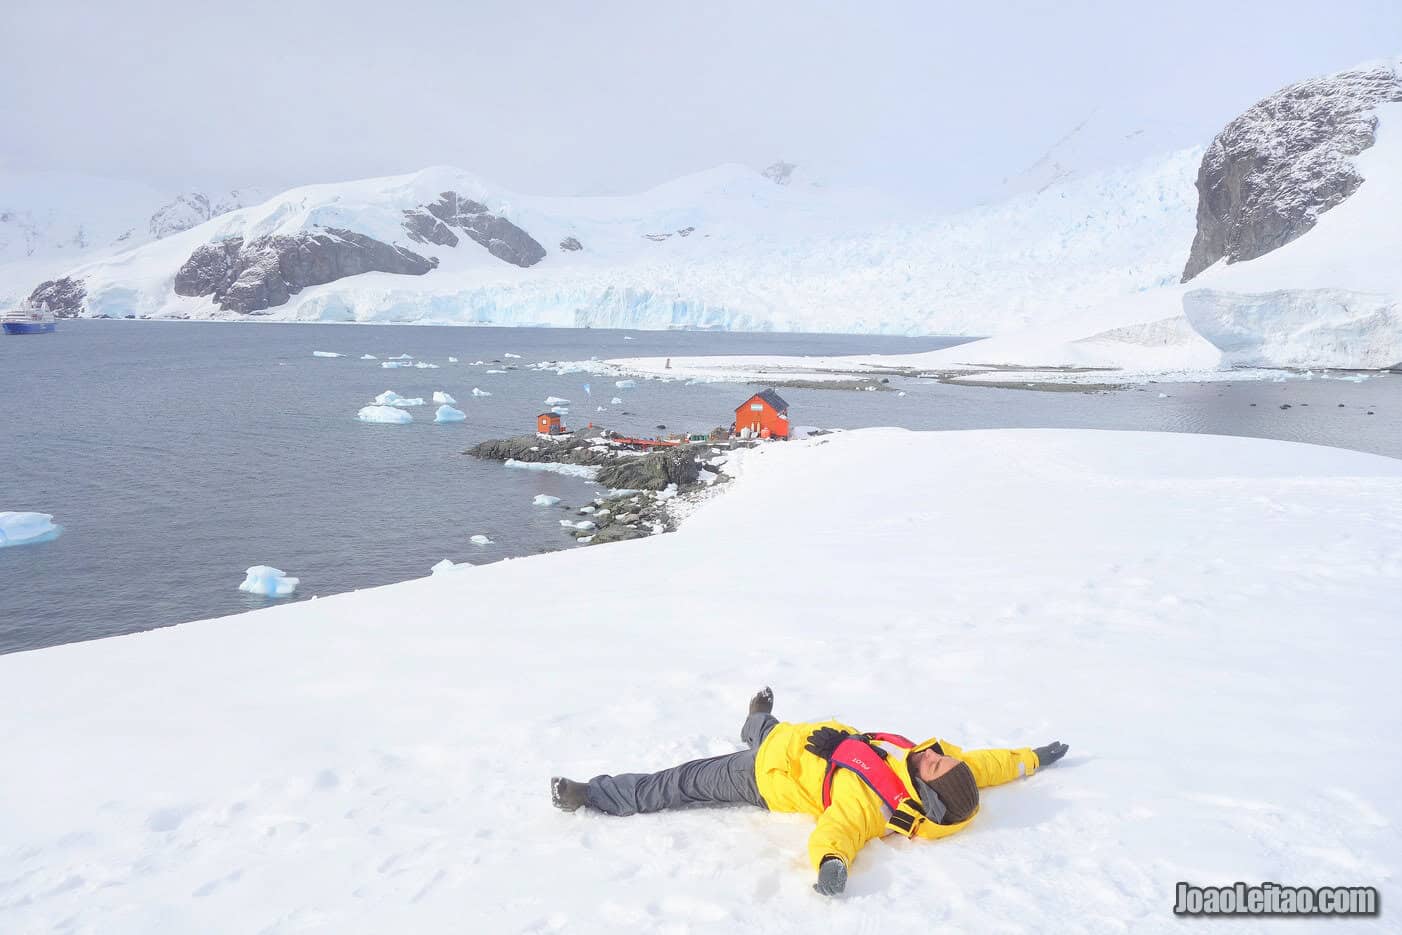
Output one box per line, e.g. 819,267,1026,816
1182,61,1402,281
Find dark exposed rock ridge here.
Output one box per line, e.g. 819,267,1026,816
1182,63,1402,281
27,277,87,317
401,192,546,267
173,228,437,314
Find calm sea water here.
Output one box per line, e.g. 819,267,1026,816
2,320,1398,654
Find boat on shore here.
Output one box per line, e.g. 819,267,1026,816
3,302,58,335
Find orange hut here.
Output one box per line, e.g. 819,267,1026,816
537,412,566,435
734,389,790,439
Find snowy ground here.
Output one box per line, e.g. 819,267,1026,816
2,429,1400,933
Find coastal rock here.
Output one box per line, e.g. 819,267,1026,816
402,192,546,268
27,277,87,317
1182,63,1402,281
173,228,437,314
587,525,647,545
596,447,701,491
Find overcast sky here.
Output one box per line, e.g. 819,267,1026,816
3,1,1398,210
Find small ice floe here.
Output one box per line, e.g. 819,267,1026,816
381,361,412,368
470,534,493,545
433,391,457,404
559,519,597,531
414,361,440,369
576,535,594,544
656,483,679,501
544,396,571,406
472,387,492,397
448,357,459,363
623,335,633,340
503,352,521,358
615,380,637,389
550,406,569,415
486,369,507,374
596,406,606,411
313,351,343,358
610,396,623,405
0,511,63,548
238,565,299,598
358,405,413,424
431,558,458,575
389,354,414,360
361,354,378,360
533,494,561,506
578,505,596,514
434,405,466,423
374,390,424,407
470,360,485,366
1157,392,1170,399
897,391,907,397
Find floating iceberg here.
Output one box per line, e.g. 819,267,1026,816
623,335,634,340
433,391,457,404
550,406,569,415
373,391,424,407
610,396,623,405
388,354,414,360
0,512,63,548
532,494,561,506
504,352,521,358
544,396,571,405
434,405,466,423
413,361,440,369
361,354,378,360
237,565,299,598
447,357,459,363
312,351,342,358
381,361,412,368
615,380,636,389
470,534,493,545
358,405,413,424
559,519,597,531
472,387,492,397
486,369,507,374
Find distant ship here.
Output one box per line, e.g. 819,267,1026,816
2,301,57,335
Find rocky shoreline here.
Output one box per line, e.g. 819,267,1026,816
466,428,730,546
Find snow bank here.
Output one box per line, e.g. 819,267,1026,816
432,391,456,404
504,459,600,479
0,511,63,548
236,565,298,598
357,405,413,424
433,405,466,423
1,429,1398,933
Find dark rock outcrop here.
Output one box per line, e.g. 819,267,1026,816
28,277,87,317
401,192,545,267
1182,63,1402,281
173,228,437,314
596,447,701,491
559,236,583,251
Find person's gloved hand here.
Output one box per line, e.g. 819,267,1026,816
1034,741,1068,767
805,727,851,760
814,856,847,896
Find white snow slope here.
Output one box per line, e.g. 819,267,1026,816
28,151,1200,336
1,428,1399,933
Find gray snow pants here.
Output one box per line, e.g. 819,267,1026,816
585,711,779,816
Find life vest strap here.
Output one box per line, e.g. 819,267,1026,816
819,733,927,839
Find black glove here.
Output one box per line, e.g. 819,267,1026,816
1034,741,1068,767
813,856,847,896
804,727,851,760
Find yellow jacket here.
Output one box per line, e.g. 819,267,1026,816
753,720,1039,869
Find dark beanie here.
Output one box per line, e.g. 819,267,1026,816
926,761,979,824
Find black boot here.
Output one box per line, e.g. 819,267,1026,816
551,776,590,812
749,686,774,716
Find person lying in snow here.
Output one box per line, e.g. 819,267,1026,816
551,687,1068,896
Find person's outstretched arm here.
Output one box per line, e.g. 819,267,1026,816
807,770,885,895
940,740,1067,788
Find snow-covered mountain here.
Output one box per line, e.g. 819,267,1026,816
17,153,1200,336
0,174,263,306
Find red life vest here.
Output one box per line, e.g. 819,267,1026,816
819,732,928,837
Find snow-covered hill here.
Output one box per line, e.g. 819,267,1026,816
1,429,1398,932
17,152,1201,336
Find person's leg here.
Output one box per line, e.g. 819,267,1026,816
741,711,778,749
585,747,765,816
